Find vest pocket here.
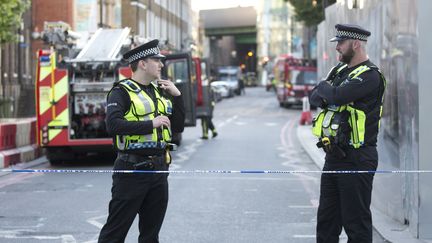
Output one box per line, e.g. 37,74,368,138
347,108,366,148
312,110,326,137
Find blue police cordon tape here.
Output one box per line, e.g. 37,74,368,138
1,169,432,174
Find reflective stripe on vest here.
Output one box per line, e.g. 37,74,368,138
114,79,173,151
337,64,348,73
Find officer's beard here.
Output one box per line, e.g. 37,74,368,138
339,46,355,64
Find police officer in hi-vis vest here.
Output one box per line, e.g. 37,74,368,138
99,39,185,243
309,24,386,243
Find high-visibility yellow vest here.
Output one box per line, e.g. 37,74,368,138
312,64,386,148
113,79,173,151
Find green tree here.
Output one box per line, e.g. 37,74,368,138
0,0,30,44
287,0,336,27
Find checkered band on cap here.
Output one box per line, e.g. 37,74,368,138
336,30,369,41
127,47,161,63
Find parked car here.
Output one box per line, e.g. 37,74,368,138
210,86,223,102
211,81,233,98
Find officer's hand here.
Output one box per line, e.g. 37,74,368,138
152,115,171,128
158,79,181,96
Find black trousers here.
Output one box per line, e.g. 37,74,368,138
98,154,169,243
316,148,377,243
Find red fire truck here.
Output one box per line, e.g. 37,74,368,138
35,22,210,164
274,54,318,108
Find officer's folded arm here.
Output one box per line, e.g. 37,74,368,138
309,85,327,108
315,77,379,106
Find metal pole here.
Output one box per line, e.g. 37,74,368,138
323,0,328,17
180,0,183,50
99,0,103,27
17,23,23,86
136,2,139,35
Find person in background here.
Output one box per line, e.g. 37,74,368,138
201,87,218,139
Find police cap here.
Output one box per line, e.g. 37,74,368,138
330,24,371,42
123,39,165,64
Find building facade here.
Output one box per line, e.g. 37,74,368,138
256,0,303,85
122,0,193,51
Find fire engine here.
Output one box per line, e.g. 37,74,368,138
35,22,211,164
273,54,318,108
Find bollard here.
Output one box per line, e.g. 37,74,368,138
300,96,312,125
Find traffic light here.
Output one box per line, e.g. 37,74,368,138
247,51,253,57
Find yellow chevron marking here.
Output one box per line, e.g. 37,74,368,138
39,87,52,115
48,109,69,127
48,129,62,141
54,74,68,101
39,67,51,82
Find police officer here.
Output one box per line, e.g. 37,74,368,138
201,87,218,139
98,39,185,243
309,24,386,243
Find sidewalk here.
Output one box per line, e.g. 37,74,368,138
296,124,427,243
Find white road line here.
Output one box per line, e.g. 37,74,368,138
173,138,204,163
310,199,319,207
216,115,238,128
288,205,317,209
293,235,316,238
82,215,106,243
243,211,261,214
87,215,106,229
0,173,42,189
0,230,77,241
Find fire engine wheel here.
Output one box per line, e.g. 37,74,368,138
46,147,75,166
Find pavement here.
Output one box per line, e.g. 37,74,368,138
297,123,430,243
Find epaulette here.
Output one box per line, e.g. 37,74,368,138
117,79,142,93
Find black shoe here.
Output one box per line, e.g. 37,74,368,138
200,136,208,140
212,132,218,138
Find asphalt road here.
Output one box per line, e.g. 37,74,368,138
0,87,388,242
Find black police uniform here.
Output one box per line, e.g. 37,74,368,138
98,40,185,243
309,24,386,243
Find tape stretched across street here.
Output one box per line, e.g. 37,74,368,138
1,169,432,174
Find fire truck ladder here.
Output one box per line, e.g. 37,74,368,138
72,27,131,62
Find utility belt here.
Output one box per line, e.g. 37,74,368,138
117,143,177,170
316,136,347,159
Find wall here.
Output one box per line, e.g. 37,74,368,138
418,0,432,238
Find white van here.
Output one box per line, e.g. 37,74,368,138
216,66,242,95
